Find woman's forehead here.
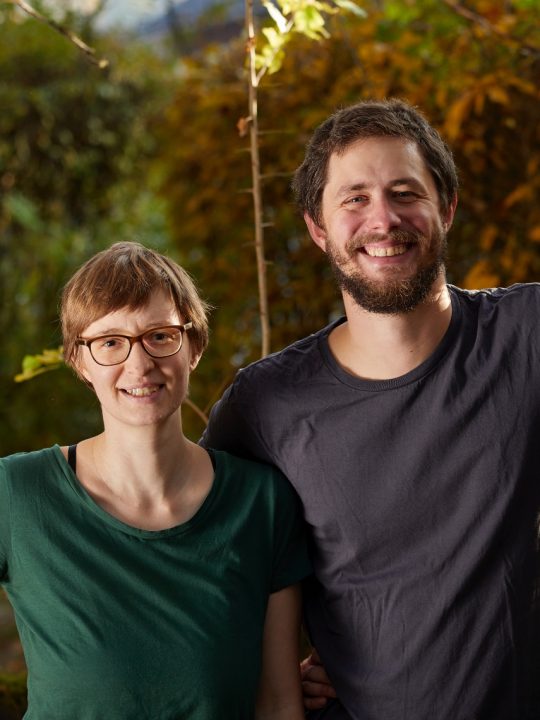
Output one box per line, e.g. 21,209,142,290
81,289,182,337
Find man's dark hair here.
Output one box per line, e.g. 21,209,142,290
292,98,458,226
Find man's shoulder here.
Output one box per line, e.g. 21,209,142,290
450,282,540,316
201,319,343,458
450,282,540,303
232,317,343,390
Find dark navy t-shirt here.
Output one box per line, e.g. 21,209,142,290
202,284,540,720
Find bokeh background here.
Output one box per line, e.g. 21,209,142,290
1,0,539,692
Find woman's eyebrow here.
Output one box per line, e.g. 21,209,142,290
83,322,175,337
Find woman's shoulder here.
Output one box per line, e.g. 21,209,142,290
210,449,289,487
210,449,294,498
0,445,62,479
210,448,283,479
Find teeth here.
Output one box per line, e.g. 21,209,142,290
124,386,159,397
364,244,408,257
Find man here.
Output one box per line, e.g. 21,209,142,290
201,99,540,719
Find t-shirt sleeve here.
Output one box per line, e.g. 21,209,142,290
0,459,11,581
268,469,312,593
201,373,274,465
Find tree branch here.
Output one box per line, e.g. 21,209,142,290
184,398,209,426
245,0,271,358
9,0,109,68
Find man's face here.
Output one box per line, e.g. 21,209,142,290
305,136,456,314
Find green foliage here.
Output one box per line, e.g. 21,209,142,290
0,9,174,456
14,348,63,382
256,0,366,74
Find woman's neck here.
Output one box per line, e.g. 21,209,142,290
73,421,214,530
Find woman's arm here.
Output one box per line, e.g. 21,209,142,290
256,584,304,720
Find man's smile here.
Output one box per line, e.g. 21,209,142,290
362,243,409,258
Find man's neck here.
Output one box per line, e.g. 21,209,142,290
328,281,452,381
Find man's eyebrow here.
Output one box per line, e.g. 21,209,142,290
334,177,428,197
335,182,369,197
390,177,427,190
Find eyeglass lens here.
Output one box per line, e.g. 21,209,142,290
90,327,183,365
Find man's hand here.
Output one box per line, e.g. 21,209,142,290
300,648,337,710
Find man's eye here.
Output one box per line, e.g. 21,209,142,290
345,196,367,205
394,191,417,202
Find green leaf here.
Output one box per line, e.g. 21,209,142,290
267,48,286,74
293,6,329,39
262,0,289,33
333,0,367,17
21,355,42,372
262,26,285,49
15,349,64,382
4,193,43,231
14,365,61,383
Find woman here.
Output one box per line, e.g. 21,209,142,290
0,242,310,719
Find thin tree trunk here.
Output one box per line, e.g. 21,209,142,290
245,0,271,357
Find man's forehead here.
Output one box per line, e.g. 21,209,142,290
331,136,422,165
332,176,429,198
325,137,434,188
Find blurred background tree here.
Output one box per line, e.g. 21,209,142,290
0,0,175,454
1,0,539,451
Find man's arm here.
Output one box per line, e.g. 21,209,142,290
300,647,338,710
256,585,304,720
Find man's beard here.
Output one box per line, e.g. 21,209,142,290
327,227,447,314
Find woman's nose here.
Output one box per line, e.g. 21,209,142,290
123,340,156,372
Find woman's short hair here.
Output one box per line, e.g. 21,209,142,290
61,242,210,373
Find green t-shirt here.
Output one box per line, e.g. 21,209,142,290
0,446,311,719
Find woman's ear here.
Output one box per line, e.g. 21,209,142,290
189,350,202,373
72,349,93,386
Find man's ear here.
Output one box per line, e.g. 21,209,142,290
443,193,458,232
304,212,328,253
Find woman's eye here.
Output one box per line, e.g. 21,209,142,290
101,337,121,348
149,331,174,344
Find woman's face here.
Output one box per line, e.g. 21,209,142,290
76,289,200,431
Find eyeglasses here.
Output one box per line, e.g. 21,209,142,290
76,323,193,366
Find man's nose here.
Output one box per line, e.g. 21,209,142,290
365,196,401,233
